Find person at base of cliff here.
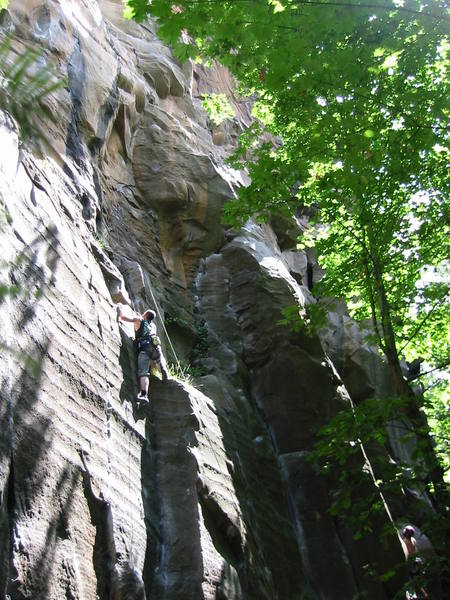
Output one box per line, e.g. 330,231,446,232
401,525,441,599
118,304,169,402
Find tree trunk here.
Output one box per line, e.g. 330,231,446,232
368,236,448,512
361,248,384,353
368,239,405,391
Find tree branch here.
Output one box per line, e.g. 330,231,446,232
181,0,449,21
398,295,449,354
409,359,450,381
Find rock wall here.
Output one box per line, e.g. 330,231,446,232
0,1,407,598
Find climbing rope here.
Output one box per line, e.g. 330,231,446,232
121,263,224,475
143,272,224,474
124,401,136,553
86,251,114,511
143,271,188,381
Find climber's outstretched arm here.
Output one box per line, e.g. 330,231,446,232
117,304,142,329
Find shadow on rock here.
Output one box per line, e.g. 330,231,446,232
118,326,138,406
12,465,80,599
0,224,63,597
139,379,205,600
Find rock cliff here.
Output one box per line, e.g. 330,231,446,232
0,1,407,598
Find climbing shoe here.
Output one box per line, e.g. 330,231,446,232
137,391,149,403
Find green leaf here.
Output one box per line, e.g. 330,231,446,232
202,93,235,125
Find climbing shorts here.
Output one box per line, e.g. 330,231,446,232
137,347,161,377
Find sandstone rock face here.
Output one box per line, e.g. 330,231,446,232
0,1,407,599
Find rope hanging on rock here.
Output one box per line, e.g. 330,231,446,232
143,272,188,381
139,271,224,478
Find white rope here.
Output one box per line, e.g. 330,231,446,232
140,273,226,473
124,269,226,483
124,401,135,553
143,272,188,381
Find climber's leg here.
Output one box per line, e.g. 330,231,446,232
137,350,151,401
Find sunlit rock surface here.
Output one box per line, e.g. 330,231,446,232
0,1,407,598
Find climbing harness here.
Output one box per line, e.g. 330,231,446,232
136,319,161,359
136,319,156,342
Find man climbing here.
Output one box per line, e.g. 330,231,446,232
401,525,440,599
118,304,169,402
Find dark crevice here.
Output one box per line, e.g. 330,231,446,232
81,192,94,221
65,37,85,166
93,167,104,233
5,458,16,598
306,262,314,291
56,500,71,541
0,455,17,598
197,481,244,570
6,454,15,514
141,422,163,599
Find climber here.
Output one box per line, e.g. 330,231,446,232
402,524,435,563
118,304,169,402
401,525,440,599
